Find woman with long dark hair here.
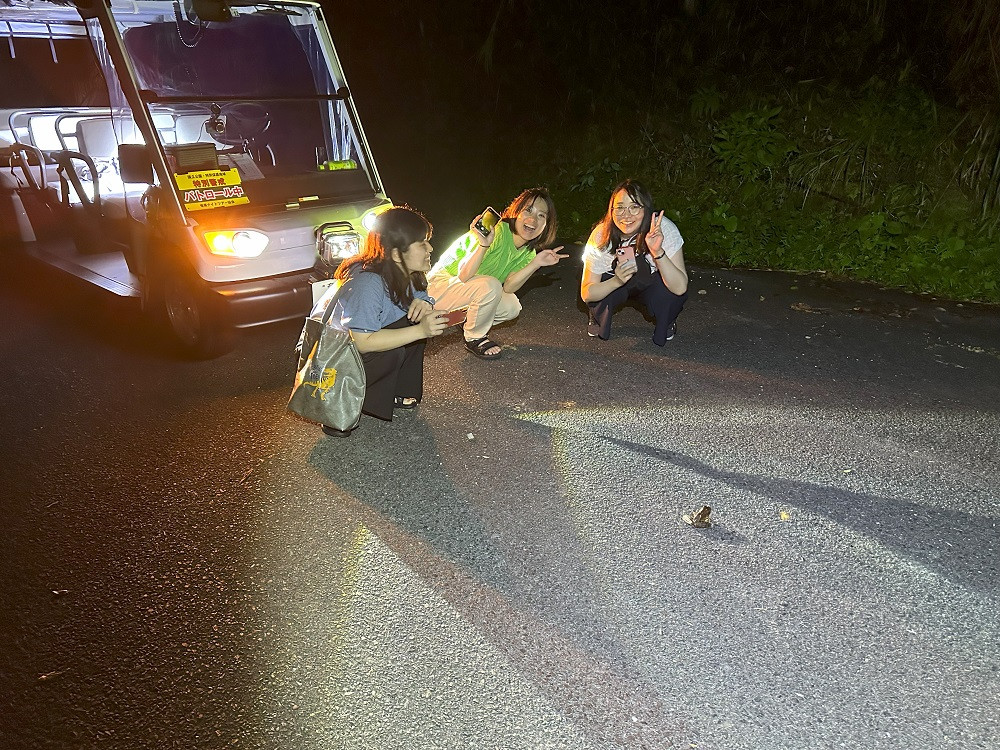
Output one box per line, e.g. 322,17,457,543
426,187,568,360
581,179,688,345
321,206,447,436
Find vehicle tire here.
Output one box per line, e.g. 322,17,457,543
159,268,235,359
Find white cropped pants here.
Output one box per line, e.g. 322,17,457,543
427,274,522,341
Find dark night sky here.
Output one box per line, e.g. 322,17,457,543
324,2,586,241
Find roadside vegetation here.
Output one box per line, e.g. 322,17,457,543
467,0,1000,304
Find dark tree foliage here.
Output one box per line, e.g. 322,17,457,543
331,1,992,116
326,1,1000,301
945,0,1000,110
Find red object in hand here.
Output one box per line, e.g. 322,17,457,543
441,308,468,327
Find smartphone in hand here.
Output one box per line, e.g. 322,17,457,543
473,207,501,238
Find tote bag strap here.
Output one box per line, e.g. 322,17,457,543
312,279,347,327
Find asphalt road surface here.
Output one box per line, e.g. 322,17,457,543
1,251,998,750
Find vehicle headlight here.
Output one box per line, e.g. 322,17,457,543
361,203,394,232
203,230,269,258
319,230,359,263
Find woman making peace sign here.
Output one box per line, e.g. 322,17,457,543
427,187,568,359
581,179,688,346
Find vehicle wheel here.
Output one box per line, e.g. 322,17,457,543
160,270,234,359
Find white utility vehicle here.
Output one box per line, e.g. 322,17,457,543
1,0,390,356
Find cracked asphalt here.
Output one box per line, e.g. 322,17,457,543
1,251,998,749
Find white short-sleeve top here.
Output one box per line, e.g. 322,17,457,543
582,215,683,276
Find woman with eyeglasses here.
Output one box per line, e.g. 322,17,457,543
581,179,688,345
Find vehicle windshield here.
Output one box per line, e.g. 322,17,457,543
108,0,378,211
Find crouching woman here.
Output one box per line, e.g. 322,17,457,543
323,207,447,436
581,179,688,346
426,187,566,360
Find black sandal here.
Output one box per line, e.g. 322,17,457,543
465,336,503,359
394,396,419,409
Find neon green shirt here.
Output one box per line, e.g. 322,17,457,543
428,221,535,282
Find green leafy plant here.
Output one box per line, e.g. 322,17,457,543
690,86,722,121
523,61,1000,304
711,108,796,183
569,157,622,193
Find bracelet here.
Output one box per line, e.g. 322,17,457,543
652,252,666,260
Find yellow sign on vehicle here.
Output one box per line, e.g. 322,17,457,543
173,168,249,211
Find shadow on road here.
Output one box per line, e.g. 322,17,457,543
304,416,689,748
605,435,1000,598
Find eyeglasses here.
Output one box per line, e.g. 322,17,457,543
612,204,643,217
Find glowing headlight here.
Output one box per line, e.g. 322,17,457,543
361,203,394,232
319,231,359,263
204,230,269,258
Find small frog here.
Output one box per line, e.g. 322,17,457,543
682,505,712,528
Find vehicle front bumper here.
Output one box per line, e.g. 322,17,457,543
213,269,315,329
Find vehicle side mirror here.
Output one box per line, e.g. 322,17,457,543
119,144,153,184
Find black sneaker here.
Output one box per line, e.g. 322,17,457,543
664,323,676,341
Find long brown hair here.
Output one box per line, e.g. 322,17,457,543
591,179,654,255
335,207,431,308
501,187,558,249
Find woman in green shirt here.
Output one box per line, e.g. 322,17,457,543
426,187,568,359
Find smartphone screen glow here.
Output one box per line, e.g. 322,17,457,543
475,207,501,236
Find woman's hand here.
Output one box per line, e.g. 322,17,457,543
646,210,665,256
407,297,433,323
418,311,448,339
534,246,569,267
614,259,638,285
470,213,496,247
